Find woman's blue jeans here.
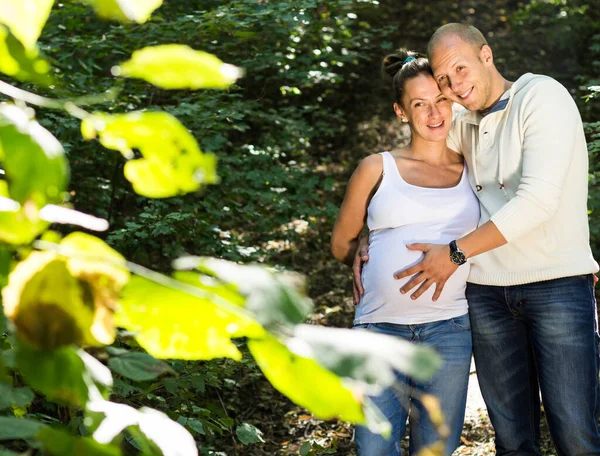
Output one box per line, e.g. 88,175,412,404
353,314,472,456
467,274,600,456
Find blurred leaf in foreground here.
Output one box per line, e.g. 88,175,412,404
3,233,128,348
0,26,50,84
81,111,218,198
15,340,112,407
78,0,163,23
173,256,313,331
113,44,243,90
0,0,54,50
116,275,264,361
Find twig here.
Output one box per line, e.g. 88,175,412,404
0,79,122,119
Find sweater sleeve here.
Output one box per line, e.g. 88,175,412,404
490,79,581,242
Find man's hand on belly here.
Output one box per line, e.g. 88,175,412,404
394,243,458,301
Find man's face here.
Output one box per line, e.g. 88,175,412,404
430,35,494,112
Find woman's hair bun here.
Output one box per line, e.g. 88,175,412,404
382,48,421,79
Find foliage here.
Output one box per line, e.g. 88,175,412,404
0,1,446,455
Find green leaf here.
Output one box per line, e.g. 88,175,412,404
37,427,122,456
115,276,264,361
108,352,173,382
81,111,218,198
293,324,442,385
0,416,45,440
0,25,51,85
299,441,312,456
0,104,67,207
248,334,366,424
0,448,21,456
15,339,90,406
113,45,243,90
0,0,54,50
0,383,34,410
236,423,264,445
174,257,313,330
177,416,205,436
79,0,163,23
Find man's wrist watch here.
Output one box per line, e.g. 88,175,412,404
449,240,467,266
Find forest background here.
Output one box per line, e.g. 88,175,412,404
0,0,599,455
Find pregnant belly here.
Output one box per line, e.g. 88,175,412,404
362,227,470,305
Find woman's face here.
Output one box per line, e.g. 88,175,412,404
395,73,453,143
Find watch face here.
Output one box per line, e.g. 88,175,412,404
450,251,467,265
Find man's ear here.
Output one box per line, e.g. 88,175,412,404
393,103,406,121
480,44,493,66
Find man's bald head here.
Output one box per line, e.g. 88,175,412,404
427,23,488,59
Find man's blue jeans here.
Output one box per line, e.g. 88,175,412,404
353,314,472,456
467,274,600,456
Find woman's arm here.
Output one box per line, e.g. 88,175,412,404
331,154,383,267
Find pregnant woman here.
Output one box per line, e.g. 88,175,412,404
330,49,479,455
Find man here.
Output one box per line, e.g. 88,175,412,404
354,23,600,455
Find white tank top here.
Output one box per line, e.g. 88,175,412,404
354,151,480,325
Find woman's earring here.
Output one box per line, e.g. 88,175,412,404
401,118,408,123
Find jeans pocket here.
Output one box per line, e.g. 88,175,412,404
450,313,471,331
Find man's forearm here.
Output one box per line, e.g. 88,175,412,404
456,220,508,259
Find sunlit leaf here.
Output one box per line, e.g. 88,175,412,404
0,416,45,440
61,233,129,345
113,45,243,90
0,0,54,50
38,427,122,456
3,234,128,349
0,104,67,207
81,111,218,198
0,383,34,410
116,276,264,361
88,399,197,456
248,334,366,424
15,340,90,406
79,0,163,23
4,252,97,349
108,351,173,382
0,25,51,85
174,256,312,330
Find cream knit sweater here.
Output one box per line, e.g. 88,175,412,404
448,73,599,286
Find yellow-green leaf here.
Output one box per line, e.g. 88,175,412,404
81,111,218,198
61,232,129,291
2,233,128,349
114,45,243,90
248,334,366,424
116,276,264,361
0,25,51,85
0,210,49,245
79,0,163,23
60,232,130,346
0,0,54,50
